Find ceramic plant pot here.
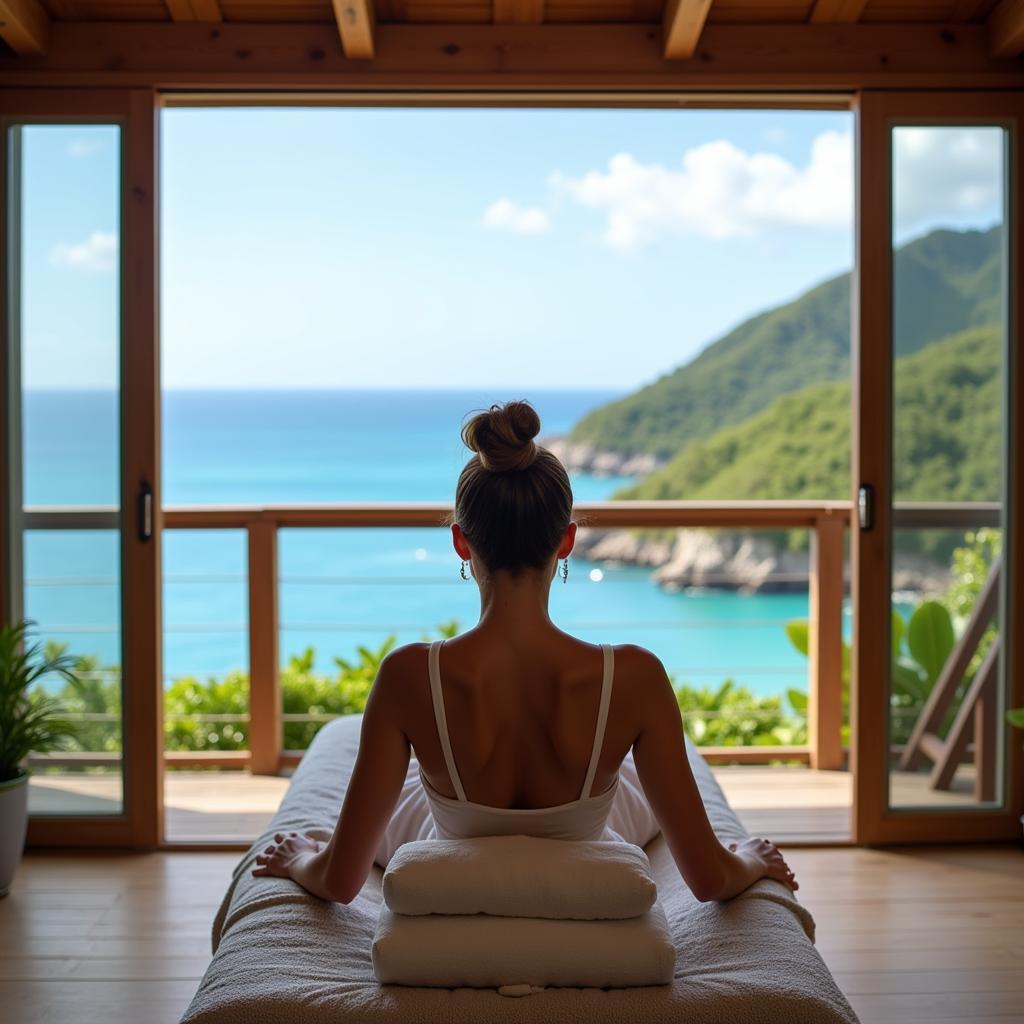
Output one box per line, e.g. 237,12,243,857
0,771,29,897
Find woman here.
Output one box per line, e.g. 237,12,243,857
253,400,797,903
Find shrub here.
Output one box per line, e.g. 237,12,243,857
40,620,802,755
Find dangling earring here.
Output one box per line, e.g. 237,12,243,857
560,558,569,584
460,560,470,581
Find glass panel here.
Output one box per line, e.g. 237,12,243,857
161,529,249,841
162,529,248,751
8,124,123,814
888,126,1007,811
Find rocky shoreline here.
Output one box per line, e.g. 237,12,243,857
542,437,665,479
543,436,949,596
572,527,950,595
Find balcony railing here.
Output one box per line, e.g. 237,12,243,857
22,500,1001,776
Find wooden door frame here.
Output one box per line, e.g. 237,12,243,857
852,90,1024,844
0,89,164,848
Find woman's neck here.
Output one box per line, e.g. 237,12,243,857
474,568,555,638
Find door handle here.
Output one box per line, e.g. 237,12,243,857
857,483,875,532
138,481,153,542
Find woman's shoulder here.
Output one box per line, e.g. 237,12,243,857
607,642,667,677
370,642,432,700
606,644,673,720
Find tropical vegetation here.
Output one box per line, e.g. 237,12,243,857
39,629,806,760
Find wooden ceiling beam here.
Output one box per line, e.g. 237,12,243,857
164,0,222,22
988,0,1024,54
332,0,376,59
0,0,49,55
663,0,712,58
810,0,868,22
493,0,545,23
0,23,1022,89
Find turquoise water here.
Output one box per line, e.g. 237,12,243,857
23,389,813,696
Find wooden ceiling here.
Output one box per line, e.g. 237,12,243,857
0,0,1021,63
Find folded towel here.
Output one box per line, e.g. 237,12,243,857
382,835,657,919
372,901,676,988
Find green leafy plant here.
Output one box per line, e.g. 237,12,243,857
44,620,806,756
0,622,78,783
784,602,955,745
675,679,807,749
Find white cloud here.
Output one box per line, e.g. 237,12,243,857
550,130,852,251
67,138,102,159
481,198,550,235
893,127,1003,240
51,231,118,272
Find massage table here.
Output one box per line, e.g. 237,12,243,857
181,715,859,1024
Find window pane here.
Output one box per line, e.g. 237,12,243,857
888,126,1007,811
10,124,123,816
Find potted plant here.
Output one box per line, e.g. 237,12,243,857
0,621,78,897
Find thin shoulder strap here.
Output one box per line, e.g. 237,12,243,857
427,640,467,801
580,644,614,800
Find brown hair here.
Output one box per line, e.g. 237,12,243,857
454,400,573,574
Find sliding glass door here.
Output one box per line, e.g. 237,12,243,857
1,91,161,846
853,93,1024,844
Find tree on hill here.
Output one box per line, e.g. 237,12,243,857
616,325,1001,504
569,226,1001,460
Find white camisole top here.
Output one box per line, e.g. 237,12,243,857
419,639,619,842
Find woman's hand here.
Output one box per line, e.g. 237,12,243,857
728,836,798,891
252,831,322,879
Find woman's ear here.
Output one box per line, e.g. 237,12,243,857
556,521,577,560
451,523,472,560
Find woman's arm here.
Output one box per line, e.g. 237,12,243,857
252,648,414,903
629,648,797,902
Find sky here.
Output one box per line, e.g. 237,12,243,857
18,109,1005,391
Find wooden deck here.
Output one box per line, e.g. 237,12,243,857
27,764,993,846
2,844,1022,1024
27,764,856,844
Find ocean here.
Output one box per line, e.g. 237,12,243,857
23,389,814,697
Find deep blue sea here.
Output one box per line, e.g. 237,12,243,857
23,389,815,697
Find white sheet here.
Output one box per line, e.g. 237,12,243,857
181,715,860,1024
382,835,656,919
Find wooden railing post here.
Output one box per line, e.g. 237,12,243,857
809,514,845,770
247,519,281,775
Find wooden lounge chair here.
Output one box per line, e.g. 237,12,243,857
899,559,1001,801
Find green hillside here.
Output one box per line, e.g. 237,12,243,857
618,325,1001,503
570,227,1000,459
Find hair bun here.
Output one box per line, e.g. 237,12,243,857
462,400,541,472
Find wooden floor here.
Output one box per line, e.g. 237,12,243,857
2,844,1021,1023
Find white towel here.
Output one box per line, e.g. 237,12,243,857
371,901,676,989
382,835,657,919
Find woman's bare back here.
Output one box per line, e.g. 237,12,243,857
395,629,647,810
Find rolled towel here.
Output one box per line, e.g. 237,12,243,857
372,901,676,988
382,835,656,919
